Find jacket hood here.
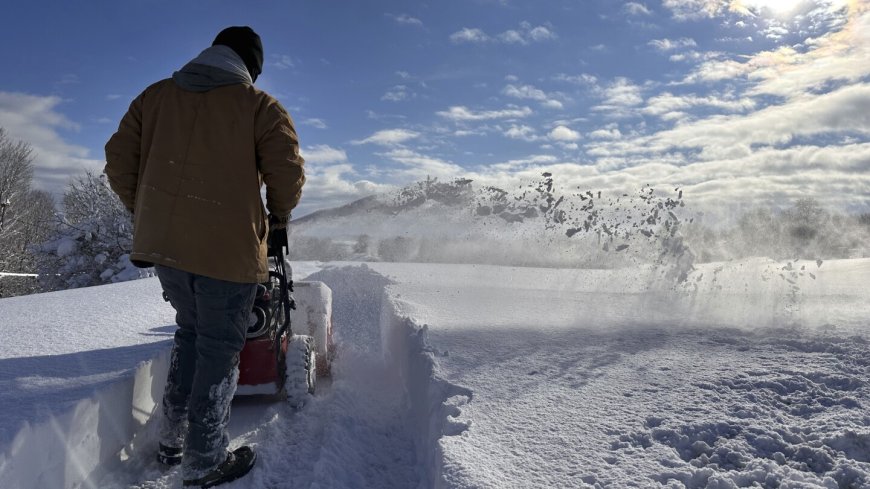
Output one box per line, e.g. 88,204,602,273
172,45,253,92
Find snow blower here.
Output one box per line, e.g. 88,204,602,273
233,226,334,406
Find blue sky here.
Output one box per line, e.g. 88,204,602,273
0,0,867,218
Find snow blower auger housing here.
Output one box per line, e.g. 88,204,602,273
234,225,334,406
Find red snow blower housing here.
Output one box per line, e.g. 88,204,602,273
234,225,332,406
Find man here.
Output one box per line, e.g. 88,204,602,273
105,26,305,488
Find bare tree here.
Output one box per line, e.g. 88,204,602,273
0,129,59,297
0,127,35,232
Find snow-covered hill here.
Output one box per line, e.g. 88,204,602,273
1,257,868,488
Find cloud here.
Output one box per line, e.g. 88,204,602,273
542,100,565,109
587,83,870,163
501,84,564,109
641,92,756,118
486,154,559,171
663,0,851,21
745,12,868,99
549,125,582,141
624,2,652,16
527,24,557,42
387,13,423,27
353,128,421,146
450,22,556,45
554,73,599,85
301,145,348,164
382,85,412,102
437,105,533,121
57,74,79,85
681,6,868,101
503,124,540,142
588,126,623,139
661,0,726,20
301,118,328,129
498,30,525,44
682,57,748,83
648,37,697,51
270,54,295,70
450,28,490,44
592,77,645,114
380,148,465,178
294,163,393,218
590,143,870,214
664,84,870,156
668,50,723,63
0,91,101,196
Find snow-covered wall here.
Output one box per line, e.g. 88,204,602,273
305,263,470,487
0,278,175,489
379,300,473,488
0,349,169,489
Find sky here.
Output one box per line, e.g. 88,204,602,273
0,0,867,219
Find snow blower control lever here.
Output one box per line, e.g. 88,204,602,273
266,225,295,339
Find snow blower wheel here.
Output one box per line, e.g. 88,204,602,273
284,335,316,408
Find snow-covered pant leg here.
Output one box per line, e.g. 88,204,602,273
155,265,256,478
184,273,256,478
155,265,198,449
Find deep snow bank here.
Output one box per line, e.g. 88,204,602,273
0,278,175,489
0,274,340,489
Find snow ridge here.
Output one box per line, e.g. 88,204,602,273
380,310,475,488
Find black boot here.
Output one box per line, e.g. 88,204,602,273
183,446,257,488
157,443,182,466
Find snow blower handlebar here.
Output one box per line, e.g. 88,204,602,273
267,224,294,339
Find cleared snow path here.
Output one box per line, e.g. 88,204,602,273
95,264,422,489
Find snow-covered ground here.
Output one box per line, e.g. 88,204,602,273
1,258,869,488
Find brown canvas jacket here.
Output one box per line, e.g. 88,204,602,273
104,79,305,283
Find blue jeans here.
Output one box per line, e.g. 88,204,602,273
155,265,256,477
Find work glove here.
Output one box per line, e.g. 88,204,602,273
269,214,289,230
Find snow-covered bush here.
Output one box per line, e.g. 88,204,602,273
34,171,153,291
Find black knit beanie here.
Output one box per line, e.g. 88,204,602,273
212,26,264,82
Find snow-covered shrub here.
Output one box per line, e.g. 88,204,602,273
34,171,152,291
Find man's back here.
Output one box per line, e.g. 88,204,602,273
105,73,304,283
